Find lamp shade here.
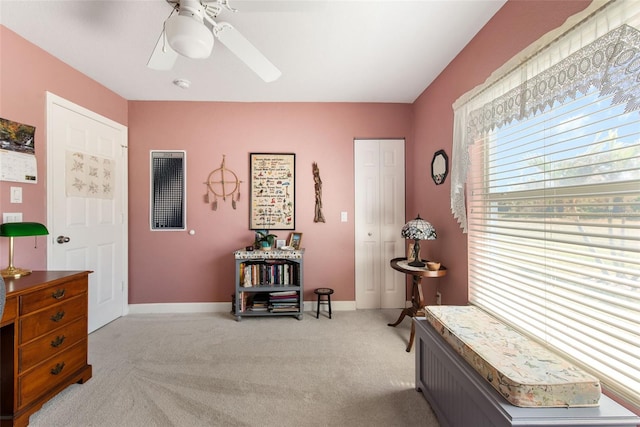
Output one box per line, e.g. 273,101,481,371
401,215,436,241
165,14,214,59
0,222,49,237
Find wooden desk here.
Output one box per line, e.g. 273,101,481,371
388,258,446,352
1,271,93,427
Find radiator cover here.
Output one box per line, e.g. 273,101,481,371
414,318,640,427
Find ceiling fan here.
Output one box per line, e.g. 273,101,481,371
147,0,281,82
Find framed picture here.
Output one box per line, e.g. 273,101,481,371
150,151,186,230
249,153,295,230
288,232,303,250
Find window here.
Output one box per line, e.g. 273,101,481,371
452,1,640,406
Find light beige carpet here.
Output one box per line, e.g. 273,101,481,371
28,309,440,427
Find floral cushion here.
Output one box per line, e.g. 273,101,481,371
424,305,601,407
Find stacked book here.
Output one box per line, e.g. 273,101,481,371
269,291,299,312
248,294,269,312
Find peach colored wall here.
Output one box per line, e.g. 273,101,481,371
0,26,127,271
128,101,412,303
410,0,592,306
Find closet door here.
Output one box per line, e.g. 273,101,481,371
354,139,405,309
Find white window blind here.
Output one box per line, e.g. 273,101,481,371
453,0,640,407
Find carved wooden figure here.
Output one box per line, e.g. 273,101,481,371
313,162,325,223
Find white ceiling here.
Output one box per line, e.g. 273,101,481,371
0,0,506,103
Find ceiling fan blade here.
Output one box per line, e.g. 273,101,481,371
147,30,179,70
214,23,281,82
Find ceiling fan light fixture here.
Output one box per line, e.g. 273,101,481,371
165,14,214,59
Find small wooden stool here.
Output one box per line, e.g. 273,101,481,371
314,288,334,319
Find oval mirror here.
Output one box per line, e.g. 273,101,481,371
431,150,448,185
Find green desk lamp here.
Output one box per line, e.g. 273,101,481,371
0,222,49,279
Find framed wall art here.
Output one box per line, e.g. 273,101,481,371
150,150,186,231
249,153,295,230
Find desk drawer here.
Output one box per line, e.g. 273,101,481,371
19,316,87,373
19,278,86,315
1,296,17,326
18,339,87,409
19,296,86,344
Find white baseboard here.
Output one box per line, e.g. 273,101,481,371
128,300,357,315
127,302,228,314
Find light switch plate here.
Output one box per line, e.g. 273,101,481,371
341,211,348,222
3,213,23,223
10,187,22,203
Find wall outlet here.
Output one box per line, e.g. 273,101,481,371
436,291,442,305
3,213,23,223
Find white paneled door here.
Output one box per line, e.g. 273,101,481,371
46,93,128,332
355,139,406,309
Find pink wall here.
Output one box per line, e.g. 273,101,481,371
0,26,127,271
1,1,593,306
0,1,592,306
410,0,592,306
128,101,412,303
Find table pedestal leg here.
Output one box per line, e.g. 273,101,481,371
387,308,410,327
388,274,424,351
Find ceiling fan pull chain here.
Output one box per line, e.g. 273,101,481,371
161,8,176,54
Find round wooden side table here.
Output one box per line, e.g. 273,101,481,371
388,257,447,352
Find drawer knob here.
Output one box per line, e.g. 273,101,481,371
52,289,66,300
50,362,65,375
50,311,65,322
51,335,66,348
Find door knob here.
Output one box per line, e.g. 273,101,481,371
56,236,70,244
368,232,373,236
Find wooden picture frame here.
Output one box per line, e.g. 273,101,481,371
249,153,295,230
288,232,303,250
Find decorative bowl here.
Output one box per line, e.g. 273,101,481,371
426,261,441,271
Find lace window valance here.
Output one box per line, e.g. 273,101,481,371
451,0,640,232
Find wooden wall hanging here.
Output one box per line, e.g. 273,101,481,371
204,155,243,210
313,162,325,223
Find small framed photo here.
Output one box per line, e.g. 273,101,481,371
288,232,303,250
276,239,286,249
